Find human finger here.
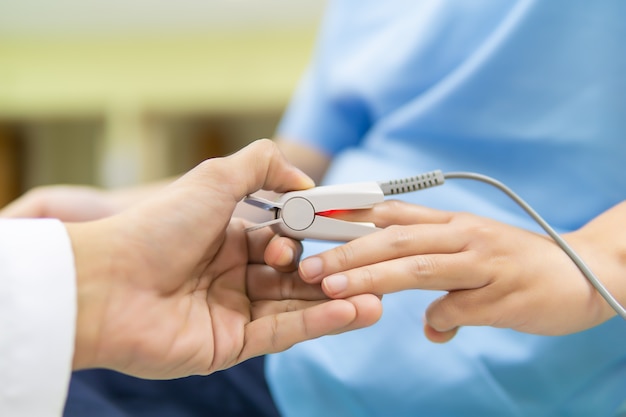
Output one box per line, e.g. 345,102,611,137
250,294,382,333
241,294,382,359
424,289,509,335
423,321,459,343
263,236,303,272
211,139,315,203
328,200,454,228
235,218,303,271
319,251,489,298
246,264,326,301
299,223,468,283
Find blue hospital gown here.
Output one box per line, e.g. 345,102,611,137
267,1,626,416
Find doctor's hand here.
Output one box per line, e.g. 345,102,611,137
67,139,382,379
298,200,625,342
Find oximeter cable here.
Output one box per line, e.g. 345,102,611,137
376,169,626,321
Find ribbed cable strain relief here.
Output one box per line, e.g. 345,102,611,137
377,169,445,196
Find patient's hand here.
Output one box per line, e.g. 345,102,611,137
298,200,624,341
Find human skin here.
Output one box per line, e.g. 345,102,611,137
19,139,383,379
4,140,624,343
0,139,330,222
298,200,626,342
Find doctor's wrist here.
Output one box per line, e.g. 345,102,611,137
65,220,120,370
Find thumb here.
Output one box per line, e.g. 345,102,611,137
205,139,314,202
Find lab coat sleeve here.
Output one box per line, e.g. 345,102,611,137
0,219,76,417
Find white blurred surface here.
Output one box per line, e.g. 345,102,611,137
0,0,326,35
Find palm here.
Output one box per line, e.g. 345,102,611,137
95,216,323,379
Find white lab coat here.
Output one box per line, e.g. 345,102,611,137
0,219,76,416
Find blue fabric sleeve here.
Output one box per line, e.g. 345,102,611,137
276,1,372,156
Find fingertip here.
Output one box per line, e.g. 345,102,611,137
263,235,304,272
348,293,383,327
255,138,315,192
266,239,294,267
317,295,382,337
423,321,459,344
322,274,348,297
275,246,295,268
230,139,314,199
294,168,316,190
299,256,324,283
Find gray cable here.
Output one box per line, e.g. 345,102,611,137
379,169,626,320
377,170,445,195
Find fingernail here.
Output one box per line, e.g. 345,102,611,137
276,246,294,266
323,274,347,294
300,257,323,280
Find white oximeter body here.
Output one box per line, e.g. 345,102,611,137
244,182,385,241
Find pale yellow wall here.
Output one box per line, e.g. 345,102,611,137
0,30,316,117
0,27,318,189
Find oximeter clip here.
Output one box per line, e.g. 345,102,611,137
243,182,385,241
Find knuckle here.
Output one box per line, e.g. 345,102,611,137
279,274,296,300
253,138,279,161
356,266,377,292
387,225,417,251
270,314,281,350
450,211,480,231
451,213,500,252
453,213,494,237
376,200,412,226
284,299,299,313
332,243,357,270
408,256,436,282
472,224,498,242
380,200,404,217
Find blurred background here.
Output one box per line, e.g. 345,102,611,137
0,0,326,206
